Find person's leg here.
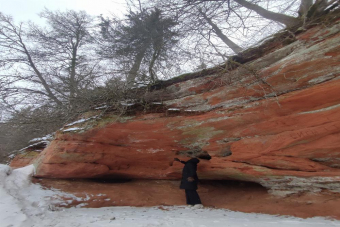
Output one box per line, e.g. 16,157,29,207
185,190,191,205
185,190,201,205
191,190,202,205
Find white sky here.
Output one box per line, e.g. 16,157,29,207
0,0,127,23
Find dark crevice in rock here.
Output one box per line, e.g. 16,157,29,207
310,157,340,169
176,148,212,160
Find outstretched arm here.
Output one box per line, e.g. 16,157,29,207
174,158,186,164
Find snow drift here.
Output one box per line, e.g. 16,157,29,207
1,164,340,227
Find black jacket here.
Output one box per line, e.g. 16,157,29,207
179,158,200,190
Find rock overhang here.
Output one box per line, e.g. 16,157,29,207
16,16,340,195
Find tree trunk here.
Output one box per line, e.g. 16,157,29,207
126,49,146,87
307,0,330,18
234,0,300,27
149,47,162,83
199,9,243,54
20,41,63,106
298,0,313,17
69,33,80,106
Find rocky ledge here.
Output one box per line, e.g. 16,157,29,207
15,17,340,196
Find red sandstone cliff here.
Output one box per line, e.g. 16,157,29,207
15,17,340,196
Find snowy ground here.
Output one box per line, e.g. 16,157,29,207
1,165,340,227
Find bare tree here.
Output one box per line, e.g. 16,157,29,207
98,8,179,87
142,0,339,70
0,105,66,163
232,0,300,27
0,12,62,106
298,0,314,16
141,0,299,67
198,8,243,53
186,0,340,24
0,9,99,111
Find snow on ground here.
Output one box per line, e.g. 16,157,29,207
1,164,340,227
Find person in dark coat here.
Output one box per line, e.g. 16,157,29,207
174,157,202,205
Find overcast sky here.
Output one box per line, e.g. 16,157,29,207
0,0,127,23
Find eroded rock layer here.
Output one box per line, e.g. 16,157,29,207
32,19,340,195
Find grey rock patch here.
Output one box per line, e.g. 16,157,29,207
308,73,336,84
260,176,340,196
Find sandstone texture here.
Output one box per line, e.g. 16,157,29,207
10,138,51,169
30,19,340,195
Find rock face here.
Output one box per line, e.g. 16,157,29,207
32,19,340,195
10,138,51,169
